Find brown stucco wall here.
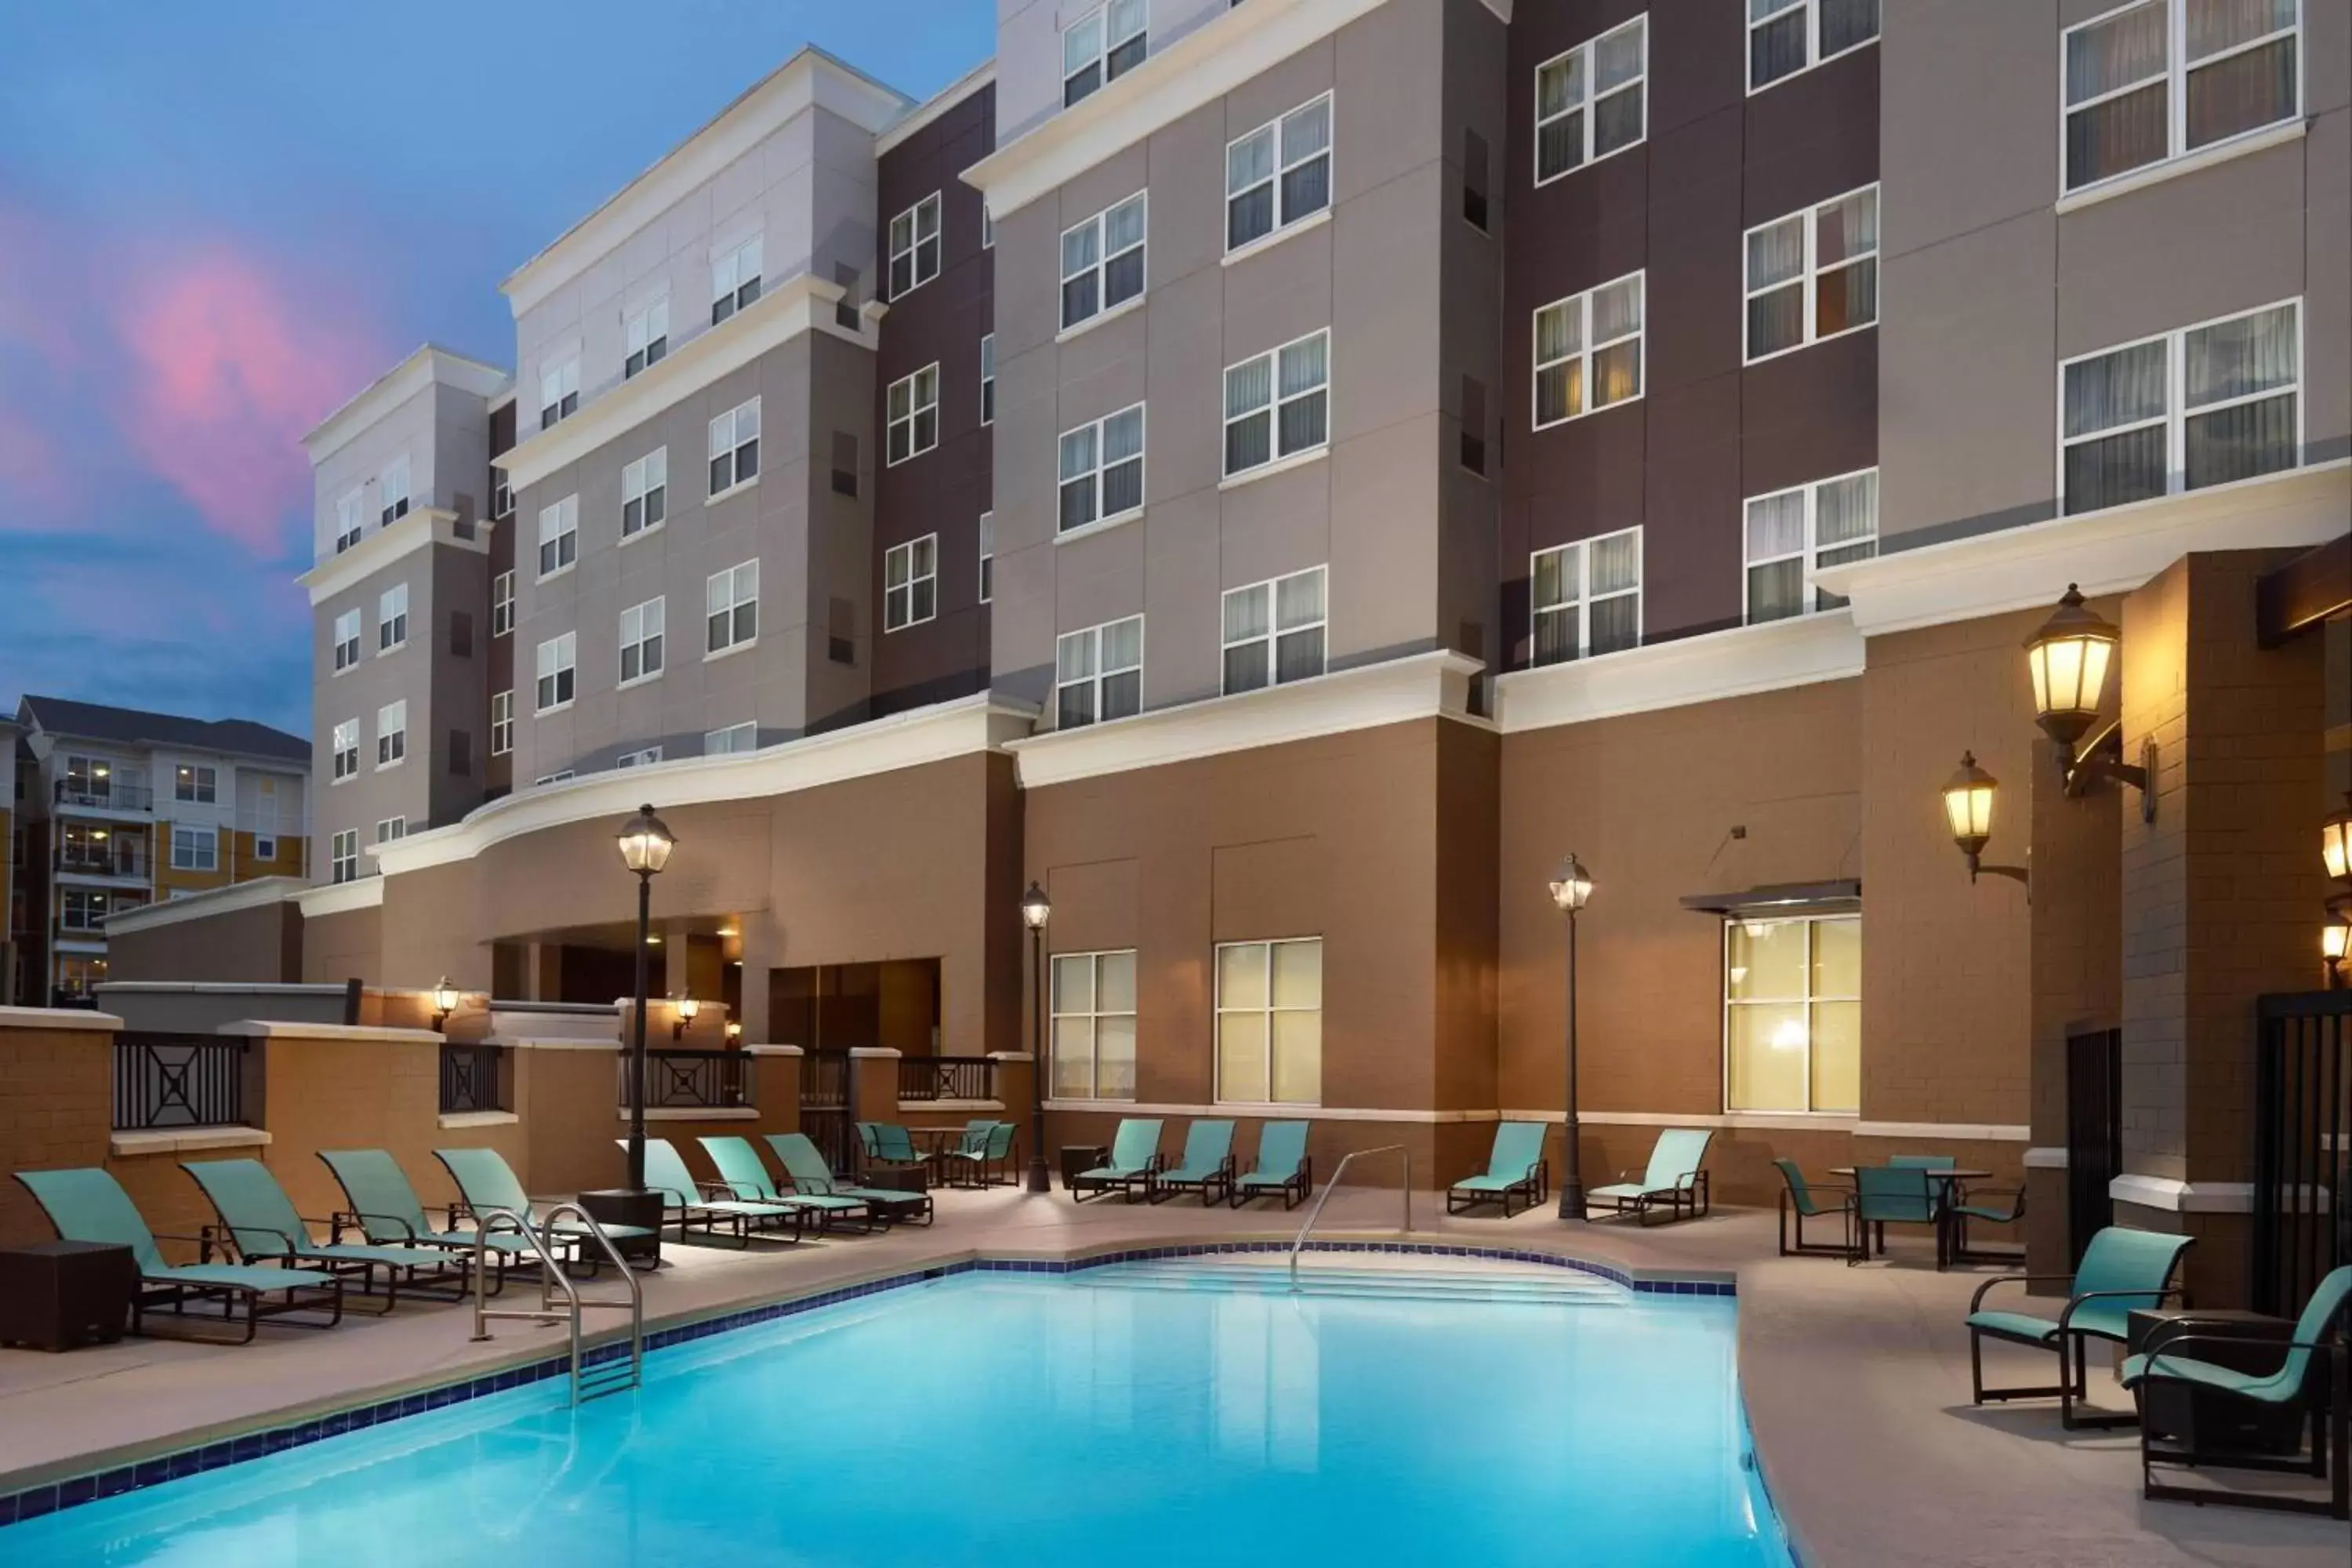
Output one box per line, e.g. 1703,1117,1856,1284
302,906,383,986
107,900,303,985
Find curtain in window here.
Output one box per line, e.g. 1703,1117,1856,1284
1750,0,1806,88
2188,28,2297,149
1747,217,1805,355
2066,2,2168,186
1280,100,1332,217
2186,303,2296,405
2065,339,2167,437
1592,20,1644,158
1224,584,1270,645
2185,306,2298,490
1746,492,1807,624
1590,278,1642,404
1820,0,1880,57
1277,335,1328,453
1100,409,1144,515
1534,302,1583,423
1225,358,1272,471
1537,51,1586,179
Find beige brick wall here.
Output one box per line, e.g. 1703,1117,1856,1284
0,1023,112,1246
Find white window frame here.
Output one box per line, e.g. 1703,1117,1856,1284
711,235,763,325
1533,16,1649,186
709,398,761,496
622,448,668,541
1742,184,1878,366
1530,526,1643,665
624,296,669,379
1743,469,1878,625
375,700,407,769
2060,0,2303,196
706,721,759,756
379,455,411,527
254,835,277,863
376,582,409,653
1213,936,1323,1107
1224,93,1334,254
887,192,943,299
334,488,364,553
1722,913,1861,1114
1747,0,1882,96
332,608,361,673
618,596,666,688
886,365,940,466
172,764,217,804
1532,270,1646,428
1059,193,1147,332
169,825,218,872
376,816,407,845
617,746,663,770
1220,564,1327,695
884,535,939,633
331,719,358,782
1221,329,1330,480
490,690,514,757
536,495,578,580
706,561,759,659
1062,0,1147,107
491,571,514,637
980,334,995,426
538,354,579,430
491,465,512,521
330,828,358,884
1050,949,1138,1101
1057,405,1146,535
978,511,994,604
1055,615,1144,729
535,633,577,715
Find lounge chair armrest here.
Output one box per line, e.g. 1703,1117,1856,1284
339,1209,423,1243
2058,1284,2187,1333
2130,1334,2340,1388
1969,1272,2077,1312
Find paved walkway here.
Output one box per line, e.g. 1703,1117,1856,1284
1,1187,2342,1565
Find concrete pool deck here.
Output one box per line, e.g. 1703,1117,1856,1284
1,1187,2342,1565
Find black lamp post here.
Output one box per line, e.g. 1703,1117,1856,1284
1021,880,1053,1193
616,804,675,1191
1549,854,1592,1221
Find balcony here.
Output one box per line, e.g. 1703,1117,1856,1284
55,778,153,814
56,844,150,881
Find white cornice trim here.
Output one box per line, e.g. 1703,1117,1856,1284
2023,1147,2069,1169
303,345,509,462
111,1127,271,1156
1494,611,1863,735
1855,1120,2030,1142
2110,1174,2258,1214
1010,650,1484,789
0,1005,124,1033
877,59,996,156
299,508,484,607
745,1044,804,1058
1513,1109,1859,1133
101,877,306,937
1817,463,2351,637
218,1021,442,1045
848,1046,902,1059
297,877,385,920
376,693,1036,879
1044,1100,1500,1124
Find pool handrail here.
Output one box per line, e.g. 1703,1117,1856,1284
467,1203,643,1405
1288,1144,1410,1293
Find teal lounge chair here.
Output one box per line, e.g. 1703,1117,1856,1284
15,1167,342,1344
1588,1128,1712,1225
1967,1225,2194,1428
434,1146,657,1266
1234,1120,1312,1210
764,1132,934,1225
1153,1120,1237,1207
623,1138,804,1247
698,1134,876,1232
1070,1119,1164,1203
318,1147,533,1293
2122,1265,2352,1519
182,1158,468,1310
1448,1121,1550,1217
1773,1158,1853,1258
939,1121,1016,1189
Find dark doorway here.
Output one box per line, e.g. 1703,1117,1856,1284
768,958,940,1054
2064,1025,2122,1269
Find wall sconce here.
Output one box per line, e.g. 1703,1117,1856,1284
725,1020,742,1045
430,976,459,1029
1943,753,2029,887
2322,793,2351,887
2325,916,2350,987
2024,585,2155,820
673,993,700,1040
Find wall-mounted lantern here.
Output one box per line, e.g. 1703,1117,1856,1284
2324,916,2350,988
1943,753,2028,887
430,977,459,1029
2321,794,2351,887
673,993,700,1040
2024,585,2154,820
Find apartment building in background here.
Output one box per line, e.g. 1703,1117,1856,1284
111,0,2350,1303
2,716,19,1004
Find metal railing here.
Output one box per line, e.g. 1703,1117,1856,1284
1288,1145,1412,1293
801,1048,854,1173
56,779,152,811
617,1048,754,1111
2252,991,2350,1316
469,1206,642,1406
439,1042,508,1116
897,1054,995,1103
113,1034,248,1131
56,845,147,879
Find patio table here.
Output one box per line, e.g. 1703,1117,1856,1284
1831,1167,1990,1267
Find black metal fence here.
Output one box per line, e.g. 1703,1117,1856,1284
2251,990,2350,1316
802,1047,853,1173
897,1055,995,1103
438,1043,508,1116
618,1048,755,1111
113,1034,247,1131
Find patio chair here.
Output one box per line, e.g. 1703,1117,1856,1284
858,1121,934,1181
940,1121,1017,1189
1587,1128,1713,1225
1965,1225,2194,1428
318,1147,532,1294
1153,1120,1238,1207
1848,1165,1942,1267
1233,1120,1313,1210
15,1167,342,1344
181,1157,469,1310
434,1145,658,1267
764,1131,935,1225
1447,1120,1550,1217
1773,1158,1853,1258
2121,1265,2352,1519
1949,1184,2027,1266
697,1134,877,1232
1069,1118,1166,1203
622,1138,805,1247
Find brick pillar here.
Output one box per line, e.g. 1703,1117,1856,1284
0,1007,118,1245
748,1045,800,1136
848,1046,902,1151
989,1050,1037,1170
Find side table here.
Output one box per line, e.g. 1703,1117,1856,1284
577,1188,665,1268
0,1240,138,1352
1062,1145,1109,1191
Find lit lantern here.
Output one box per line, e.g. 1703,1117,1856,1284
1942,753,1997,861
2023,584,2118,753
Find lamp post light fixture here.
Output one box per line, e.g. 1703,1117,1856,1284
2024,584,2155,818
1020,880,1054,1194
429,977,459,1030
615,804,676,1192
1942,753,2029,887
1547,854,1592,1221
673,993,700,1040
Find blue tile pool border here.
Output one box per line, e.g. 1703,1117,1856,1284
0,1238,1731,1527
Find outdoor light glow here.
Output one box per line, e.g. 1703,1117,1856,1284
2324,800,2351,884
1769,1018,1808,1052
430,977,459,1019
2023,584,2118,750
677,995,700,1022
1941,752,1997,854
2325,922,2350,963
1020,880,1051,930
1547,854,1592,913
615,802,676,875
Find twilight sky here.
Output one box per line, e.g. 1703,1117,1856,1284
0,1,993,737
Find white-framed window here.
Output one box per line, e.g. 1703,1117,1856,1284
617,746,663,769
1063,0,1146,107
1058,405,1145,534
622,448,667,539
624,297,669,379
331,719,358,782
254,835,277,862
1534,15,1648,183
886,365,940,466
1534,271,1644,426
534,771,576,787
172,764,216,804
2063,0,2299,192
490,691,514,757
1215,937,1323,1105
375,816,406,845
1225,93,1332,252
1056,615,1143,729
706,721,759,756
978,511,994,603
619,597,666,686
538,354,579,430
1530,527,1642,665
982,203,993,249
1744,185,1878,364
711,235,763,325
1060,193,1146,331
1724,913,1860,1113
535,633,576,713
979,334,995,426
491,571,514,637
2060,299,2300,515
375,700,407,768
1051,949,1137,1099
537,495,578,579
887,193,943,298
379,455,411,527
1745,470,1878,624
706,561,759,656
1223,330,1330,477
1749,0,1882,94
1221,565,1327,695
334,489,364,553
709,398,760,495
376,582,409,652
491,466,512,521
884,535,938,632
330,828,358,884
332,608,361,673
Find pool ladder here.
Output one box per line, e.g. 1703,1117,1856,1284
467,1204,644,1406
1287,1145,1411,1293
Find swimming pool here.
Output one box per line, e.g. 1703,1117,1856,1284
1,1261,1792,1566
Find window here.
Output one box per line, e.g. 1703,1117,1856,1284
1226,95,1332,252
1058,405,1145,533
1060,193,1146,331
491,571,514,637
172,764,216,804
165,824,216,873
979,334,995,426
1530,528,1642,665
376,816,406,845
538,354,579,430
1750,0,1881,93
1221,565,1327,694
376,700,407,768
491,466,511,521
978,511,994,603
1534,15,1648,183
1223,330,1329,477
379,456,411,527
254,836,277,862
706,721,759,756
709,398,760,494
1724,914,1860,1113
1056,615,1143,728
832,431,860,497
2063,0,2298,191
711,235,763,325
332,719,359,782
619,597,666,685
535,633,576,713
332,608,361,673
622,448,667,539
706,561,759,655
887,193,942,298
2061,299,2300,514
450,611,474,659
334,489,364,553
534,771,575,787
1461,376,1488,476
624,297,669,379
1534,272,1644,426
1463,127,1490,230
617,746,663,769
1051,949,1137,1099
869,535,936,633
1746,470,1878,623
330,829,359,884
886,365,939,466
1063,0,1145,107
1744,186,1877,363
1215,938,1322,1105
982,204,993,249
537,495,578,578
490,691,514,757
377,582,409,652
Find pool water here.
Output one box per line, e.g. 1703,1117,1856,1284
4,1265,1791,1566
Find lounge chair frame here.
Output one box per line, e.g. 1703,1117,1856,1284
1969,1272,2191,1429
1446,1160,1548,1218
2130,1330,2350,1519
1590,1168,1708,1225
1153,1122,1239,1207
1773,1163,1854,1258
630,1140,808,1248
701,1135,880,1233
1232,1155,1313,1210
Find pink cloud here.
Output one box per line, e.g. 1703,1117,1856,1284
0,395,69,516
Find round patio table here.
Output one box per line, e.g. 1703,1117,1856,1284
1831,1168,1991,1267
